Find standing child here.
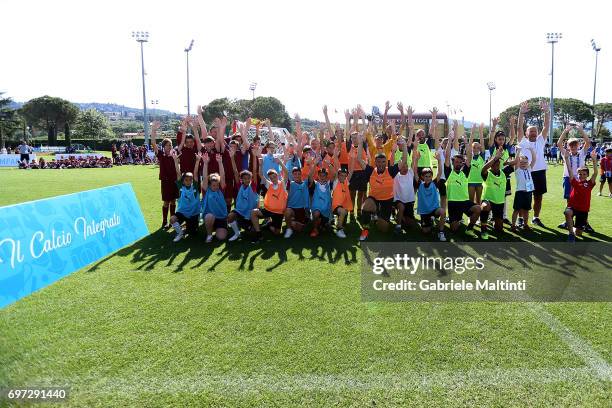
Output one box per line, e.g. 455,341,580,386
227,150,259,242
556,124,591,229
564,150,598,242
169,152,201,242
251,157,289,242
393,132,418,233
479,147,516,239
598,148,612,197
308,154,336,238
467,123,486,204
200,154,228,242
331,152,355,238
151,120,178,228
511,147,537,232
415,149,446,241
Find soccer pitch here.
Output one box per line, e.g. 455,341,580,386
0,164,610,407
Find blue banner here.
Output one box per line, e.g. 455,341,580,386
0,183,149,308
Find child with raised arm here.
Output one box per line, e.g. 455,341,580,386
393,133,417,233
308,151,337,238
511,146,538,232
151,120,179,228
557,124,592,230
200,153,228,243
564,150,598,242
227,146,259,242
250,155,288,242
331,151,355,238
283,155,311,239
444,129,482,235
479,147,516,239
599,148,612,197
467,123,486,204
487,116,516,224
169,152,202,242
415,149,446,241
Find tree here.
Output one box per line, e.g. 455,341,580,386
250,96,292,131
0,93,18,149
499,97,594,138
594,103,612,140
74,109,112,140
553,98,593,128
20,96,79,145
201,96,292,131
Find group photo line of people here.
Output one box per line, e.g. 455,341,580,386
152,100,612,243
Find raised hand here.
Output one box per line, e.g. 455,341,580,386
215,153,222,163
294,113,301,122
397,102,404,113
564,124,573,132
510,115,517,124
492,117,499,129
590,149,598,160
195,152,203,162
203,153,210,163
197,105,203,116
429,107,438,117
539,99,550,111
495,146,504,158
151,120,161,132
322,105,328,115
519,101,529,114
264,118,271,127
344,109,351,121
384,101,391,113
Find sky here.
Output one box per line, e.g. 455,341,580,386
1,0,610,124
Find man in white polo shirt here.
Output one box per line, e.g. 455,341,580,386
18,140,32,164
516,100,550,227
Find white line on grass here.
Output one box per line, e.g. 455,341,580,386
528,303,612,381
32,367,603,395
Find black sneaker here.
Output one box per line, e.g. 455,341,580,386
503,218,511,225
517,217,524,227
532,217,545,227
584,224,595,233
557,222,567,229
250,231,263,243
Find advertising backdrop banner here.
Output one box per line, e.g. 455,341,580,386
0,183,148,308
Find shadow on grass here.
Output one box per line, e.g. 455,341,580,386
86,217,610,275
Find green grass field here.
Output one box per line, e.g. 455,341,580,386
0,162,611,407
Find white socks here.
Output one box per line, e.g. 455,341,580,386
172,222,181,234
229,221,240,235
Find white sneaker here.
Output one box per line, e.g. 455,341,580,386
228,233,240,242
206,234,213,243
284,228,293,238
597,192,602,196
336,229,346,238
173,232,183,242
438,232,447,242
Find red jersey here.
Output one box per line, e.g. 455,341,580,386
157,150,176,181
179,145,197,174
568,178,595,212
600,156,612,176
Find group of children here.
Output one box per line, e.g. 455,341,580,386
111,143,153,166
18,156,113,169
153,101,607,243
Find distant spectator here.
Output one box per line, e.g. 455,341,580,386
18,140,32,163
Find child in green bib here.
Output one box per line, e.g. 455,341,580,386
479,147,517,239
467,123,485,204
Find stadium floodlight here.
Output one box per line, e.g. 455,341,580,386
249,82,257,100
591,39,601,137
487,82,496,132
546,33,562,144
185,39,194,115
132,31,150,147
